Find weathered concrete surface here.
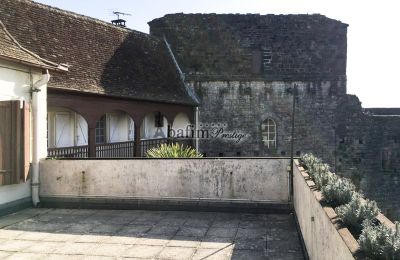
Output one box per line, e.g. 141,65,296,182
0,208,304,259
40,159,290,204
293,161,355,260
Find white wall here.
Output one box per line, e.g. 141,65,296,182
172,112,192,138
0,60,46,207
293,160,357,260
40,158,290,203
0,182,31,205
0,60,33,102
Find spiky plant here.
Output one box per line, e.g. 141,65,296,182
146,143,203,158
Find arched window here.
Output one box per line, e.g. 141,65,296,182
261,118,276,148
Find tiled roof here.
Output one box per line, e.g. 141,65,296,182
0,0,198,106
0,20,64,71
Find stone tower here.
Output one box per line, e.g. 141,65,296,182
149,13,400,219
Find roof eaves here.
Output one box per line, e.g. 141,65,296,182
0,19,68,72
0,54,67,72
48,86,198,106
162,36,200,106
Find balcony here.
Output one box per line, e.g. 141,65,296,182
47,138,194,158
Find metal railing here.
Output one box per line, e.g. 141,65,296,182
47,138,194,158
140,138,169,157
96,141,135,158
47,145,88,158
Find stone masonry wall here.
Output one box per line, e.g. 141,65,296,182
150,13,400,220
149,13,348,83
189,80,344,162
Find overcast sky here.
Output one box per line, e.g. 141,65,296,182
35,0,399,108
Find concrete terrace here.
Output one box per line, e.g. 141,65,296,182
0,208,304,260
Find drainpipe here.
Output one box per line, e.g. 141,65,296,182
31,70,50,207
195,107,199,152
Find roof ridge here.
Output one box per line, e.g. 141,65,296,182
0,19,67,71
16,0,152,39
150,13,347,26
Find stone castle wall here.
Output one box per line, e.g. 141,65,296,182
150,13,400,220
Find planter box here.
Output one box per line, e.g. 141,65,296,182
293,160,358,260
293,160,396,260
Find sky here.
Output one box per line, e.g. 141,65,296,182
35,0,399,108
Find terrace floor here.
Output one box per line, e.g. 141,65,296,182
0,208,304,260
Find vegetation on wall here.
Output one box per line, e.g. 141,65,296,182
336,193,379,235
358,221,400,260
300,153,399,259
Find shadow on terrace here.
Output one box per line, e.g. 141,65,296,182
0,208,304,259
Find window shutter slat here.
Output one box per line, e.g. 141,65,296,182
12,101,22,184
0,101,12,185
23,102,30,181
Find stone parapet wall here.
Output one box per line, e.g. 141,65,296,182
39,158,290,206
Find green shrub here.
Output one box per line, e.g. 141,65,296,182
313,167,336,189
336,193,379,235
321,177,355,207
301,153,337,189
301,153,322,178
146,143,203,158
358,221,400,259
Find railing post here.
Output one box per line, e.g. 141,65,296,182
134,124,141,157
88,127,96,158
167,125,172,145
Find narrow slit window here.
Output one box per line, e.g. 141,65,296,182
262,47,272,71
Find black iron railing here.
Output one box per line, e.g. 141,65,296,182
47,145,88,158
47,138,194,158
96,141,135,158
140,138,169,157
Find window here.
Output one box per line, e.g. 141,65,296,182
0,101,29,185
95,116,106,144
262,46,272,71
382,149,392,171
261,118,276,148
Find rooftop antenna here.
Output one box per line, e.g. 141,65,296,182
111,11,131,28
